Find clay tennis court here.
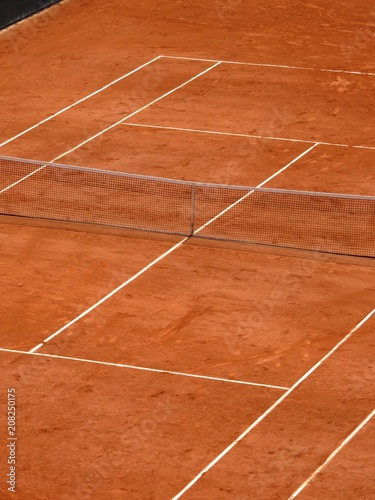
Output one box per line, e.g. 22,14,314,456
0,1,375,498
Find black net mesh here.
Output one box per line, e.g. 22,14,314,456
0,157,193,236
193,185,375,258
0,156,374,259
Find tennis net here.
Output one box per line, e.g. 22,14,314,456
0,155,374,259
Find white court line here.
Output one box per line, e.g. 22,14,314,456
161,54,375,76
289,407,375,499
124,122,375,151
0,348,288,390
0,56,162,149
28,142,318,353
1,62,221,194
171,308,375,500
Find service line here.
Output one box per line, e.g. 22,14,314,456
124,123,375,151
0,348,288,390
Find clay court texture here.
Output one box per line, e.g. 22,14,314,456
0,1,375,499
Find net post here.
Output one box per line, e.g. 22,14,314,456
190,183,196,236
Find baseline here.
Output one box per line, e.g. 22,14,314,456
161,55,375,77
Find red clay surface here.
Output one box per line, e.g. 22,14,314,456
0,350,280,499
267,145,375,195
61,125,309,186
0,223,173,349
0,0,374,499
180,319,375,500
38,245,374,389
0,58,214,161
